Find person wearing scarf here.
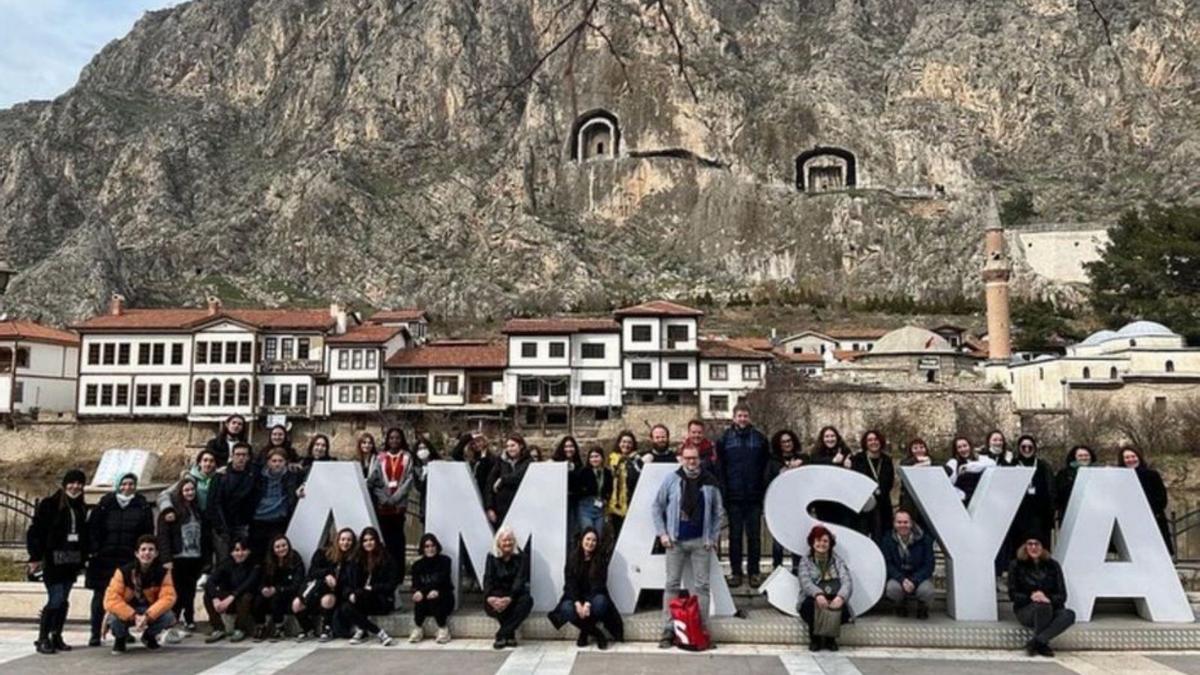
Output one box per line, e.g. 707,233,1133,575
880,509,935,619
85,472,154,646
1054,446,1095,526
651,446,722,650
28,469,89,654
796,525,853,651
999,435,1055,568
250,450,301,559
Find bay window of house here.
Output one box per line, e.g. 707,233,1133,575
193,380,205,406
148,385,162,407
631,362,652,380
742,364,762,381
631,325,652,343
580,343,605,360
223,379,236,405
666,325,689,348
85,384,98,407
434,375,459,396
263,384,276,406
296,384,309,407
709,364,728,381
168,384,181,407
135,384,148,407
338,386,350,404
390,372,428,403
352,386,364,403
209,342,223,364
264,338,278,361
667,362,689,380
171,343,184,365
366,350,377,369
240,341,252,364
280,384,293,407
137,344,151,365
297,338,310,360
207,378,221,406
519,378,540,399
281,338,294,360
14,348,28,368
352,350,364,370
366,387,378,403
709,395,729,413
549,342,566,358
548,379,568,399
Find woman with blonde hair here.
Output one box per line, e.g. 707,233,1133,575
482,526,532,649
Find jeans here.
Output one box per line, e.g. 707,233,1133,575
414,593,455,628
44,580,73,611
341,589,393,634
555,593,610,626
577,501,606,538
726,500,762,577
1016,603,1076,645
662,538,711,634
884,579,936,606
108,610,175,640
483,593,533,640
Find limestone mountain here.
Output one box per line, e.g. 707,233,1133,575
1,0,1197,324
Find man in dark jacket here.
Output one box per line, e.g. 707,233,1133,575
209,443,257,562
1008,534,1075,657
880,510,935,618
716,403,770,588
642,425,677,464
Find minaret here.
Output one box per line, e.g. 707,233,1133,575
983,224,1012,361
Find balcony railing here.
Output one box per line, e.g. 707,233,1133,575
258,359,323,374
258,404,311,416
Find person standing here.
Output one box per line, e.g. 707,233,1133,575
205,414,247,467
483,526,533,649
606,431,643,537
553,436,584,539
944,436,994,506
27,469,89,655
103,535,177,654
642,424,676,464
1000,436,1055,565
249,449,302,559
653,445,722,650
679,419,717,473
210,442,257,565
575,448,614,537
368,427,415,578
716,403,770,588
257,424,299,466
85,472,154,647
156,477,207,641
897,438,933,530
1008,534,1075,657
549,527,624,648
486,435,531,525
1119,446,1174,555
850,430,895,542
1054,446,1096,525
355,432,379,478
809,426,856,527
880,510,935,618
408,533,454,644
766,430,806,571
300,434,336,476
343,527,398,646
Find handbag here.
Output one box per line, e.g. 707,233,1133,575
52,550,83,566
813,605,843,638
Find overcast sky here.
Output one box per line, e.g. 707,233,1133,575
0,0,183,109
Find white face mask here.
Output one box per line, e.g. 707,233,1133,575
417,448,430,462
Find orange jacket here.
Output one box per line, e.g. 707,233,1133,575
103,562,177,622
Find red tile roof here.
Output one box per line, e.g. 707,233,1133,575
369,309,429,323
385,340,507,369
726,337,774,352
698,339,774,361
326,324,404,344
613,300,704,317
72,308,337,332
502,317,619,334
833,349,867,362
0,320,80,346
775,350,824,364
824,328,889,340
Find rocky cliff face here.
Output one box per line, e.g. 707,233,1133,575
1,0,1197,323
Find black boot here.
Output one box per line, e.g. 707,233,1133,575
590,625,609,650
53,605,72,651
36,608,56,655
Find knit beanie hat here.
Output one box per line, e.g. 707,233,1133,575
62,469,87,487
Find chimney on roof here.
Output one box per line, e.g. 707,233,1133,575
109,293,126,316
330,302,347,335
206,296,223,316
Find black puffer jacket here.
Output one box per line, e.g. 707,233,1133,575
27,490,89,583
1007,552,1068,611
261,551,306,599
209,465,257,534
85,493,154,590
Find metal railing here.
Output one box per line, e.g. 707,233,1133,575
0,489,35,549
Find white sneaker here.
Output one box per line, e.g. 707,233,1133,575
435,627,451,644
377,630,393,647
163,628,182,644
408,627,423,643
349,629,367,645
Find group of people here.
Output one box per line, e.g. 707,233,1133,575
25,406,1174,657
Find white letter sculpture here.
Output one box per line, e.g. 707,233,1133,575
760,465,885,617
899,465,1031,620
286,462,380,566
1056,468,1193,622
425,461,567,611
607,463,736,616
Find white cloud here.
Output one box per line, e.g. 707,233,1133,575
0,0,183,108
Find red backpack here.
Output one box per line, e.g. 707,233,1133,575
669,592,711,651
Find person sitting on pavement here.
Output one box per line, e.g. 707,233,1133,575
1008,534,1076,657
879,509,935,619
797,525,853,653
293,527,359,642
102,535,177,654
203,538,259,643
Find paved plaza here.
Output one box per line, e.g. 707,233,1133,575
0,625,1196,675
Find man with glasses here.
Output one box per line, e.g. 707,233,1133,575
652,446,723,650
